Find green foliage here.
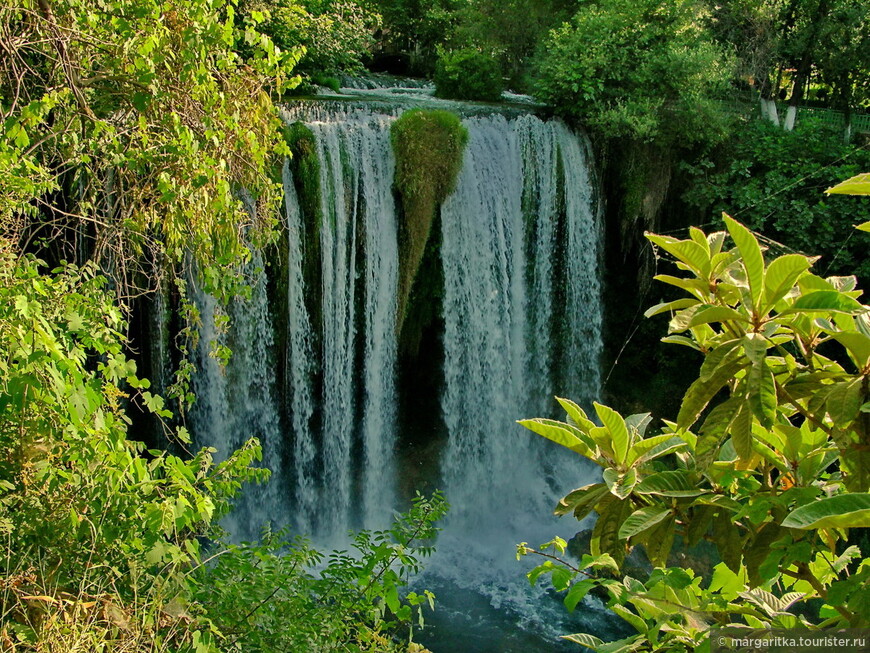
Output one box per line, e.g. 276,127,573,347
828,173,870,232
444,0,574,90
241,0,381,77
391,109,467,328
519,218,870,650
0,0,301,301
369,0,459,75
0,250,448,651
434,48,504,102
195,493,447,652
533,0,734,145
682,121,870,281
0,252,267,651
708,0,869,121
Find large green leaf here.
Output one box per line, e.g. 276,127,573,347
743,332,768,363
782,291,866,314
618,506,672,539
644,297,698,318
591,497,633,565
609,604,648,635
709,562,748,601
724,215,765,313
764,254,813,308
643,513,676,567
555,396,597,431
828,332,870,370
561,633,604,650
696,397,741,470
825,378,864,427
627,435,687,466
564,580,597,613
713,509,744,571
825,173,870,195
517,418,596,458
595,403,630,465
647,234,711,278
782,494,870,529
634,470,704,496
678,351,748,430
687,305,748,328
603,467,639,499
555,483,609,518
730,403,753,460
653,274,710,298
747,358,776,428
698,339,743,379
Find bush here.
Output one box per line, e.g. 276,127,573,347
0,250,448,652
433,49,504,102
518,217,870,650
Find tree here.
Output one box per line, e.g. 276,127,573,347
518,216,869,650
533,0,734,145
1,0,300,301
239,0,383,80
707,0,870,136
681,120,870,283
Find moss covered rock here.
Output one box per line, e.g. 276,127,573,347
391,109,467,332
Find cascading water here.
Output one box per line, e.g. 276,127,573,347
188,250,289,541
438,112,602,535
183,91,608,649
415,112,606,651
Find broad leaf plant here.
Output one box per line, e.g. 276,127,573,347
518,216,869,652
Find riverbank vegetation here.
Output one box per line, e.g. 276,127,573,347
0,1,447,650
2,0,868,650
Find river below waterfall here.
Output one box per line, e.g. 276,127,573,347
162,83,612,651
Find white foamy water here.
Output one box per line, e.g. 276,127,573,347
184,97,605,647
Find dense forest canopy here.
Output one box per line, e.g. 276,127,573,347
1,0,868,651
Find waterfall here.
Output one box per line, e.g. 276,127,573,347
421,112,602,646
283,162,318,533
285,106,400,539
181,96,604,647
188,251,288,541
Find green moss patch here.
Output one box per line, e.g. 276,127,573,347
391,109,468,331
282,121,323,337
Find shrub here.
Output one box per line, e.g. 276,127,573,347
433,49,504,102
518,217,870,650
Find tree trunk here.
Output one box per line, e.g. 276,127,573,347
784,0,831,131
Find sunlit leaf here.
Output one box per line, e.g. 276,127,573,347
782,494,870,529
724,215,764,313
825,173,870,195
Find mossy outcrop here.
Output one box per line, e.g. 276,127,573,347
269,122,324,401
283,121,323,333
391,109,467,334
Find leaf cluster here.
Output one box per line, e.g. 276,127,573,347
193,492,448,652
519,217,869,650
532,0,734,145
0,0,302,301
